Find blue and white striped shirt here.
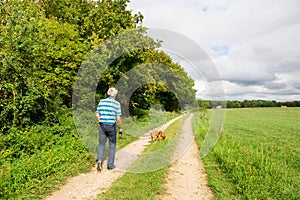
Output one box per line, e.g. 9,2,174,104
96,97,121,125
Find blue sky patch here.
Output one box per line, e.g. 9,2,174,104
210,45,230,56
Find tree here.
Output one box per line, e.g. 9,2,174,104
1,0,196,131
108,48,195,115
0,0,139,130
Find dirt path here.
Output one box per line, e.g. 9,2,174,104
157,115,215,200
45,115,214,200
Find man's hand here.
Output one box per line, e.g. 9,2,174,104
119,130,123,139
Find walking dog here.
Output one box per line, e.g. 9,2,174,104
150,130,166,142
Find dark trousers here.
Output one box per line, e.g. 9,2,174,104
97,124,116,168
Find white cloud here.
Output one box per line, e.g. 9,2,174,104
128,0,300,101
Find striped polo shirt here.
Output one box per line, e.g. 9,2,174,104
96,97,121,125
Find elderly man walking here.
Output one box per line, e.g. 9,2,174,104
95,87,122,171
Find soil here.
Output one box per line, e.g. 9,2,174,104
44,115,214,200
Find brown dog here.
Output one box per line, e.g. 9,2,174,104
150,130,166,142
159,132,166,139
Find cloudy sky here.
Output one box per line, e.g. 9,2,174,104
128,0,300,101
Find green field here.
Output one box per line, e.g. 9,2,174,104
198,108,300,199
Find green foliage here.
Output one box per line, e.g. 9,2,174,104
119,59,195,116
42,0,134,40
0,0,89,130
129,50,195,113
196,108,300,199
87,33,195,116
198,99,300,109
198,100,212,109
224,99,300,108
131,107,150,118
1,0,196,131
0,111,93,199
0,0,145,131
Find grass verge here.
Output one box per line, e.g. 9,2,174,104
0,113,94,199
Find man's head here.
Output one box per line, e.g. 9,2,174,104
107,87,118,98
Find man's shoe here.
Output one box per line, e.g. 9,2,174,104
107,165,116,170
97,162,103,171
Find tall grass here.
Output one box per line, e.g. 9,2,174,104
196,108,300,199
0,112,94,199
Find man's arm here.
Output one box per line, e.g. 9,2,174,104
96,112,100,122
116,115,122,132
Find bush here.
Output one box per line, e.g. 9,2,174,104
131,108,150,118
0,114,94,199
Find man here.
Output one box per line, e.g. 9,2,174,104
95,87,122,171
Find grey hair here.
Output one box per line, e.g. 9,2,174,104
107,87,118,97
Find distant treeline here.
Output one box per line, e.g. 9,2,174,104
198,99,300,108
